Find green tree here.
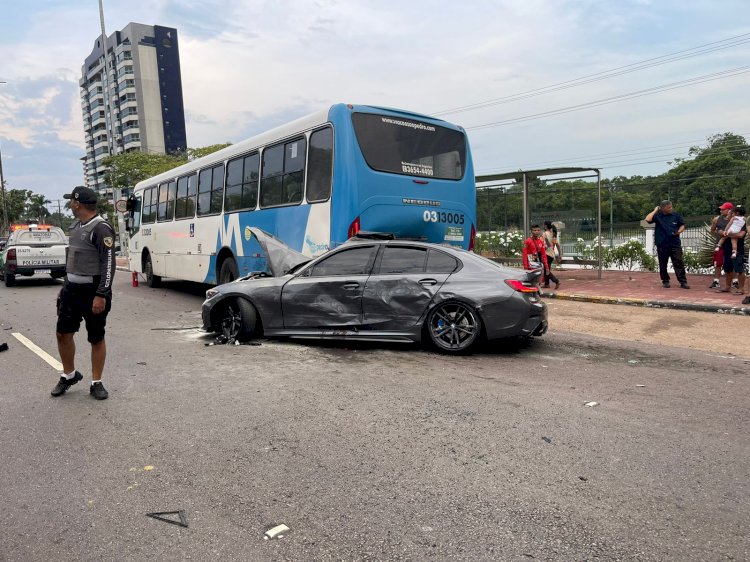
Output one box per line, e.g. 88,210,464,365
26,193,51,222
187,143,232,161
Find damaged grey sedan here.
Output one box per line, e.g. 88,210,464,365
202,229,547,354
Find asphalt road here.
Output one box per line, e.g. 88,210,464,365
0,274,748,561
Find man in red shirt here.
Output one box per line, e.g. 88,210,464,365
522,225,555,286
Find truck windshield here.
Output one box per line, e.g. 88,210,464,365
352,113,466,180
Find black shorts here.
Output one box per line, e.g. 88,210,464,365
723,244,746,274
56,282,111,343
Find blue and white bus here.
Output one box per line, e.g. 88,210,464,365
126,103,476,286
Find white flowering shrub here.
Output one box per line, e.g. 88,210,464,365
474,230,525,257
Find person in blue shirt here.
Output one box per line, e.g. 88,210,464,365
645,200,690,289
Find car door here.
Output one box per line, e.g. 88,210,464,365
281,244,378,328
361,245,459,331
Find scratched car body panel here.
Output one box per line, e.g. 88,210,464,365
202,229,547,353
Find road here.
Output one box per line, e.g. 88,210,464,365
0,274,748,561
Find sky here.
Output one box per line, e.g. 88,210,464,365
0,0,749,204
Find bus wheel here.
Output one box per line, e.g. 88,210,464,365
145,254,161,288
220,298,257,342
219,258,239,285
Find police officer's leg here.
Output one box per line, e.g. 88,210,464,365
671,246,688,285
656,246,670,283
84,296,111,380
56,284,83,373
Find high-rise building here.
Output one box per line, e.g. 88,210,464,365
79,23,187,192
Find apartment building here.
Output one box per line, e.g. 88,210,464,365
79,23,187,193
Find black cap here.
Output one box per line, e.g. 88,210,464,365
64,186,98,204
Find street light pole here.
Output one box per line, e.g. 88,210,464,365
0,80,8,232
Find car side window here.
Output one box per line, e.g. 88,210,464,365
426,249,458,273
311,246,376,277
378,246,427,274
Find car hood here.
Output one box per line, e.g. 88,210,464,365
246,227,310,277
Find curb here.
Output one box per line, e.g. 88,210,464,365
543,291,750,315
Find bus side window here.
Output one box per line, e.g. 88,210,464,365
260,137,306,208
284,138,306,204
142,187,155,224
225,153,259,213
131,195,142,235
166,180,177,220
306,126,333,203
197,168,212,216
157,182,169,222
186,173,197,217
175,175,189,219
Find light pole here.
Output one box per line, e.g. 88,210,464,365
0,80,8,232
608,183,618,248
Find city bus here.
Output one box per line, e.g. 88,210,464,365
126,103,476,286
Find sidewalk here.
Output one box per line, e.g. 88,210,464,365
116,257,749,314
542,267,750,314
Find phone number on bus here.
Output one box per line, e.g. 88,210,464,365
423,210,464,224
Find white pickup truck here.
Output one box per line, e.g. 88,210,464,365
0,226,68,287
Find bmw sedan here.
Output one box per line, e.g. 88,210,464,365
202,230,547,354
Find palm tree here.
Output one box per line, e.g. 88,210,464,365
26,193,51,223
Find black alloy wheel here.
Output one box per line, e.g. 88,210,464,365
220,298,257,342
427,302,481,353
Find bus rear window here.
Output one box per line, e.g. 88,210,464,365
352,113,466,180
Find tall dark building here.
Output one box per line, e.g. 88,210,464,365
79,23,187,192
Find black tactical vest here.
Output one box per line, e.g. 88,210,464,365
67,216,106,276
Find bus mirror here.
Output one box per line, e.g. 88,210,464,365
125,195,136,213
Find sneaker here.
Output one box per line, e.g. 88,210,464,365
554,282,560,290
742,296,750,305
710,280,720,288
662,281,671,288
680,283,690,289
51,371,83,396
90,381,109,400
732,280,740,289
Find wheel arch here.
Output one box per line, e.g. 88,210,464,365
216,247,236,281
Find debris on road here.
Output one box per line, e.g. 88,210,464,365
578,476,588,481
628,359,639,364
584,401,599,407
0,342,8,352
264,524,290,540
205,334,262,347
542,436,552,444
146,510,188,528
636,384,645,387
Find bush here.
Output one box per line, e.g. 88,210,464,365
475,230,524,257
608,239,655,271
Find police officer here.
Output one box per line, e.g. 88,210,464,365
51,186,116,400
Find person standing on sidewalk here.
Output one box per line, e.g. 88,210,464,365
709,202,733,288
542,221,561,289
522,224,552,287
645,200,690,289
51,186,116,400
717,206,747,297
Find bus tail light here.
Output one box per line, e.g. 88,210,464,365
468,224,476,251
347,216,361,239
505,279,539,293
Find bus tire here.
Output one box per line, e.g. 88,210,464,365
220,298,257,342
145,254,161,288
5,272,15,287
219,258,239,285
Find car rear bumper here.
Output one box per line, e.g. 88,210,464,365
482,297,548,340
5,265,66,276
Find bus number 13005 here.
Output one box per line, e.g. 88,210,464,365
423,210,464,224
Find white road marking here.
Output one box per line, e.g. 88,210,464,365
11,333,63,372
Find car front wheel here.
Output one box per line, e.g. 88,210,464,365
426,301,481,353
219,298,258,342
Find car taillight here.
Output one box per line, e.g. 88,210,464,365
505,279,539,293
468,223,476,251
347,216,361,239
7,249,16,260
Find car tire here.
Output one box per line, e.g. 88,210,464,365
219,258,239,285
220,298,257,342
4,272,15,287
145,254,161,288
425,301,482,354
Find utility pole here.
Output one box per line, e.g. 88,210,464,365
0,80,8,232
